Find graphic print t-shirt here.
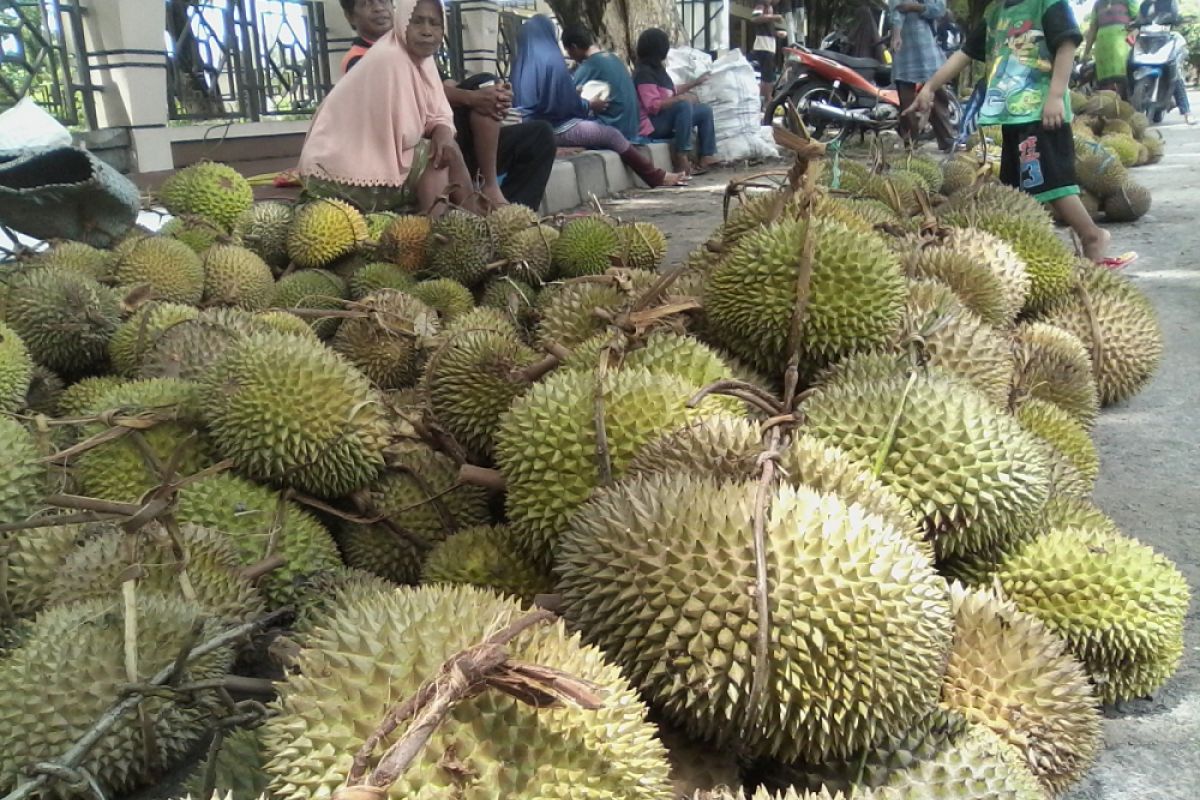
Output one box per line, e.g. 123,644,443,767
962,0,1082,125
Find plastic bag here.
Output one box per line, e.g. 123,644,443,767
666,47,779,161
0,98,73,151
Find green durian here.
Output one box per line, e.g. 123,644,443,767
287,199,368,268
201,244,276,310
331,289,439,389
422,524,553,602
5,268,120,377
159,161,254,229
113,236,206,305
552,216,619,277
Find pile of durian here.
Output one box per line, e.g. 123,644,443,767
0,153,1186,800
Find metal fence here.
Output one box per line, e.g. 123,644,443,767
0,0,96,128
165,0,331,122
679,0,726,55
440,2,531,84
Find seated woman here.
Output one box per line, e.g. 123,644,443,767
634,28,721,176
298,0,476,215
511,15,686,189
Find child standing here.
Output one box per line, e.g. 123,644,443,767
910,0,1112,262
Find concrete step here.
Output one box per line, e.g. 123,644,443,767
540,143,673,215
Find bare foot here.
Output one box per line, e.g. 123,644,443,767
699,156,723,168
481,183,509,210
661,171,688,187
1082,226,1112,263
672,154,693,174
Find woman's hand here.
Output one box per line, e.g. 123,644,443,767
589,97,610,113
429,125,459,169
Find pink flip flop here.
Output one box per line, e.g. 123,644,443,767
1098,251,1137,270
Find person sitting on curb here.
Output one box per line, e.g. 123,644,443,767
633,28,722,176
561,25,641,141
340,0,556,209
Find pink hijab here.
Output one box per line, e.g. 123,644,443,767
298,0,453,187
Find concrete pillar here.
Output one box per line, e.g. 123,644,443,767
81,0,173,171
457,0,501,77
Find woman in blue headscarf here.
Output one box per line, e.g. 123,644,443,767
511,15,685,187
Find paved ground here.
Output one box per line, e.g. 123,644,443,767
598,102,1200,799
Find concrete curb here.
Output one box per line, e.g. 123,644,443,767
539,143,673,215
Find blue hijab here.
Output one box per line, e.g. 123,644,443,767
512,15,587,127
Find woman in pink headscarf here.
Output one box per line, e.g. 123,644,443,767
298,0,477,214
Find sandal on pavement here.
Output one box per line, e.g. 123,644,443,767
1098,251,1137,270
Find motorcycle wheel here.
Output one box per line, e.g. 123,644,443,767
943,88,964,131
782,81,854,144
1130,80,1152,116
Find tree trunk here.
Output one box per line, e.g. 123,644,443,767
545,0,687,64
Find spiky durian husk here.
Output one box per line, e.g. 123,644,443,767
159,161,254,229
0,523,106,617
0,417,46,526
941,157,983,196
272,269,348,339
361,446,491,543
423,328,538,460
1015,397,1099,494
479,276,540,332
5,268,120,377
183,728,269,800
552,215,620,277
873,722,1045,799
201,244,276,311
162,215,227,253
334,523,425,584
22,365,64,415
46,524,265,624
428,210,499,287
943,583,1101,795
288,566,396,636
348,261,415,300
627,417,925,552
536,270,659,348
495,367,728,565
138,310,259,381
939,183,1053,228
198,331,390,497
801,371,1052,560
25,240,114,281
561,331,733,388
233,201,293,271
442,306,522,338
108,302,199,376
260,585,674,800
113,236,206,305
0,320,33,413
408,278,475,320
499,225,558,283
557,475,951,762
616,221,668,271
902,244,1012,328
0,594,234,800
331,289,439,389
704,217,906,374
422,524,553,602
287,199,368,268
1103,181,1152,222
1037,265,1163,406
996,525,1190,704
937,227,1030,322
254,310,318,339
1013,322,1100,427
377,214,431,272
173,473,340,609
486,203,540,251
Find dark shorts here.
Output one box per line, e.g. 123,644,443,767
750,50,777,84
1000,121,1080,203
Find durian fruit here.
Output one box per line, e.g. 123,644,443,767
704,216,906,374
939,183,1052,227
802,370,1052,559
0,594,233,800
59,375,129,417
442,306,521,338
1143,134,1164,163
1075,143,1128,199
5,268,120,376
834,197,904,229
113,235,206,305
1102,181,1152,222
627,417,924,551
1080,190,1103,220
75,378,211,503
1085,90,1120,118
421,524,553,602
1015,397,1099,495
902,244,1011,327
22,365,64,415
360,446,491,543
198,331,390,497
720,188,803,245
26,240,113,280
45,524,265,624
617,221,668,271
562,331,733,389
942,583,1101,795
0,415,49,525
479,276,540,332
499,224,559,282
552,215,620,277
334,523,425,585
0,321,33,412
254,310,318,339
162,215,228,254
487,203,540,251
376,214,431,272
287,565,396,636
896,154,943,194
175,473,342,608
272,269,348,339
182,728,269,800
1099,133,1140,167
428,210,499,287
260,585,674,800
288,199,368,268
536,271,658,349
1128,111,1150,138
1013,322,1099,427
1038,266,1163,405
233,201,294,272
1135,142,1150,166
108,301,199,376
558,475,951,762
996,524,1190,704
423,327,538,460
159,161,254,229
1101,118,1133,137
408,278,474,320
364,211,395,245
201,244,276,311
941,157,982,196
938,228,1031,323
860,171,922,215
0,523,104,617
495,367,728,564
348,261,415,300
138,310,258,381
330,289,439,389
939,208,1073,313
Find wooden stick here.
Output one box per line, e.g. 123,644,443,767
457,464,506,491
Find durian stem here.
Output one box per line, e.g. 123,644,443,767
1075,281,1106,376
515,352,562,383
872,370,920,478
239,553,287,581
0,511,125,534
1,610,288,800
457,464,506,491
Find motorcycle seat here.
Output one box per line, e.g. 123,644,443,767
816,49,885,72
